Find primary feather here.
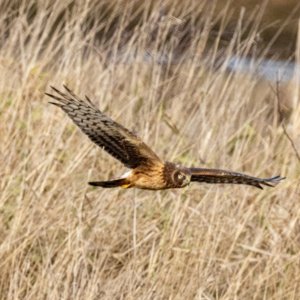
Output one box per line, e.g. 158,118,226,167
46,85,162,169
190,168,285,189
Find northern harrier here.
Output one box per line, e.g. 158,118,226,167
46,86,284,190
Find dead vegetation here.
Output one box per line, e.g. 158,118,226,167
0,1,299,299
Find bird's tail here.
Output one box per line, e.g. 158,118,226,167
89,178,132,188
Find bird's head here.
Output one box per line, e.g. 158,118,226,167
172,165,191,187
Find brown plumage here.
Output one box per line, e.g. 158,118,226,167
46,86,285,190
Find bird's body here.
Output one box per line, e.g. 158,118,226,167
119,162,191,190
46,86,284,190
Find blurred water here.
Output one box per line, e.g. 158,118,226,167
226,55,298,82
109,50,298,82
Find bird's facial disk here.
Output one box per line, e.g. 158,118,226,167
172,168,191,187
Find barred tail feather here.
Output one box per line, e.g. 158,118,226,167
89,178,131,188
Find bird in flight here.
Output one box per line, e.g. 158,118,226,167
46,86,284,190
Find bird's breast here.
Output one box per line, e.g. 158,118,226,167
129,165,167,190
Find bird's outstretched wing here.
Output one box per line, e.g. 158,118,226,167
190,168,285,189
45,85,163,169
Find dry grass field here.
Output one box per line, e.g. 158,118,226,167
0,1,300,299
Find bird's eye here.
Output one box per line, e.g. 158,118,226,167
173,171,187,185
176,173,186,182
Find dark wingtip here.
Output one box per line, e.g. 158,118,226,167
45,86,61,98
63,84,72,93
44,92,52,97
50,85,61,93
48,101,62,107
262,175,285,188
45,89,64,106
256,184,264,190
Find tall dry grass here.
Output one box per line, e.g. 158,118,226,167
0,0,299,299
